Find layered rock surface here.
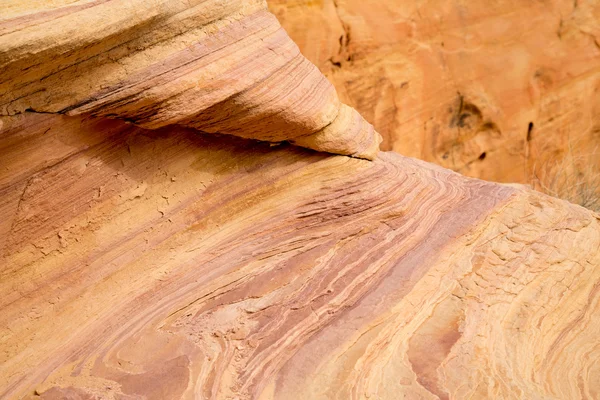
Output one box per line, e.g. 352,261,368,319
2,112,600,400
0,0,380,159
1,1,600,400
269,0,600,183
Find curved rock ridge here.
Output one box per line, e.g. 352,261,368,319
0,0,381,159
1,113,600,399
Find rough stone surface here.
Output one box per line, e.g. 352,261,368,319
1,1,600,400
269,0,600,182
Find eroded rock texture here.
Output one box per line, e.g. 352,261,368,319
1,1,600,400
0,0,381,159
269,0,600,182
2,112,600,399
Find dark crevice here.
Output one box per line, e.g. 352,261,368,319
331,0,352,67
329,59,342,68
527,122,534,141
24,107,64,115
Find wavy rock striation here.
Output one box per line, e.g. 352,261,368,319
0,0,381,159
1,1,600,400
1,112,600,399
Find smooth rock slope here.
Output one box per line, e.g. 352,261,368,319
1,1,600,400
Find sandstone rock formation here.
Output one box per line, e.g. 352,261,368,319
1,1,600,400
269,0,600,183
2,111,600,400
0,0,381,160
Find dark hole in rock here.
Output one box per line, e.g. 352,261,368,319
527,122,534,141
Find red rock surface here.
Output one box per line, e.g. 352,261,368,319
269,0,600,183
1,1,600,399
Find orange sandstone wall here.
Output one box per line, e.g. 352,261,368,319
269,0,600,183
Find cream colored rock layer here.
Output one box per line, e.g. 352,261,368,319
0,113,599,399
0,0,381,159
